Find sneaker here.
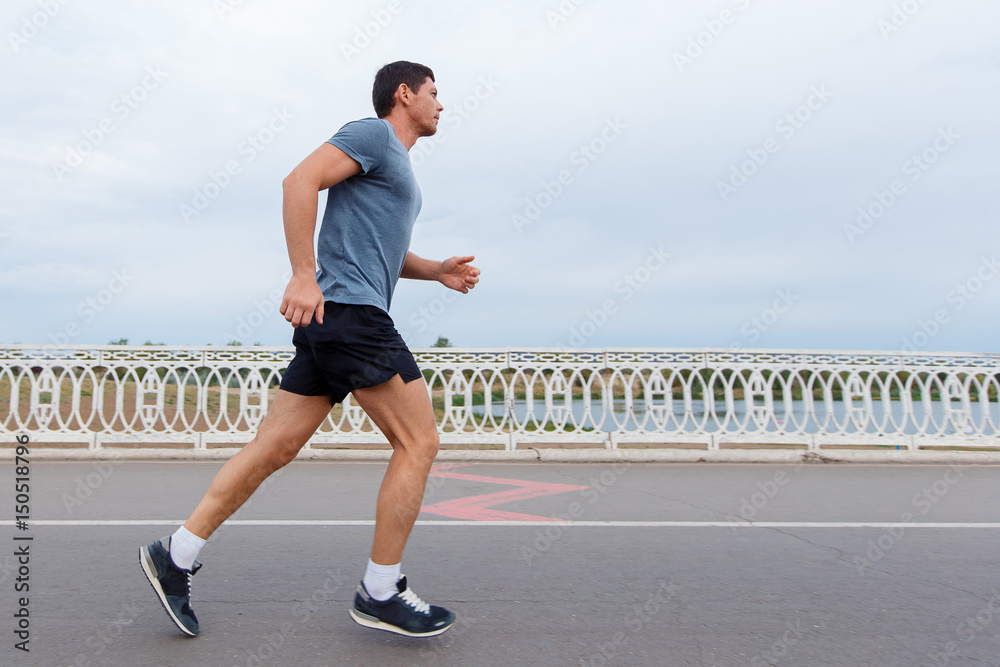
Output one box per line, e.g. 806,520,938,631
350,576,456,637
139,537,201,636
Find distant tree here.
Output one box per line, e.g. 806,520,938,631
108,338,129,345
143,340,165,345
226,340,243,346
432,336,453,348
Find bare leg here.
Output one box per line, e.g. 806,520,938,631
183,390,333,539
352,374,439,565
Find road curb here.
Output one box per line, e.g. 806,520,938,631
530,449,1000,464
4,448,1000,465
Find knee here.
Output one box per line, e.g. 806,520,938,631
251,437,302,472
270,447,299,470
407,431,439,463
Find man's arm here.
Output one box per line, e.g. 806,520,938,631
279,143,362,327
401,252,481,294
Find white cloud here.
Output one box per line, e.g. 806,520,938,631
2,0,998,353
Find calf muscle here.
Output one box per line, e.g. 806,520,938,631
184,390,332,538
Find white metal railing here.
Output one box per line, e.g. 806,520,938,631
1,346,999,451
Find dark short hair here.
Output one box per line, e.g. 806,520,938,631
372,61,435,118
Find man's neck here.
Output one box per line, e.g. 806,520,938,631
383,115,419,151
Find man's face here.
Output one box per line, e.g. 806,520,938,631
410,77,443,137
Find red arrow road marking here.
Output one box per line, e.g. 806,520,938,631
420,464,588,522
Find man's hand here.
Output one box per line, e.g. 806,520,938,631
280,274,325,327
439,255,481,294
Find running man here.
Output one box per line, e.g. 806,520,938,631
140,61,479,638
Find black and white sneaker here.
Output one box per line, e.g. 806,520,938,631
139,537,201,636
350,576,456,637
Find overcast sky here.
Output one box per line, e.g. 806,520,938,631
2,0,998,353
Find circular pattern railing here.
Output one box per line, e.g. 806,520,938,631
1,346,998,450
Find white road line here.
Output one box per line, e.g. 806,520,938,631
5,520,1000,528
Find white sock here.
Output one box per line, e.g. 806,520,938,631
169,526,207,571
363,559,402,601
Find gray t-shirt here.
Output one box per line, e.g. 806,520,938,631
316,117,422,312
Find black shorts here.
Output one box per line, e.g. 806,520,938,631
279,302,422,405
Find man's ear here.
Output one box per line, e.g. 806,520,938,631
396,83,411,107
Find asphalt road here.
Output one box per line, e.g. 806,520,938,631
2,460,1000,666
